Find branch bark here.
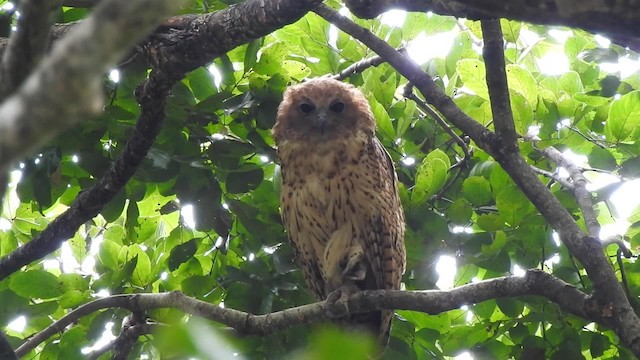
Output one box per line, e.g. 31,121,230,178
15,270,588,357
0,0,55,98
0,0,184,173
480,19,517,147
343,0,640,50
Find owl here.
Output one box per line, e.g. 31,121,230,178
272,78,406,347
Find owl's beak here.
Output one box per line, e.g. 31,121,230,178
314,112,327,134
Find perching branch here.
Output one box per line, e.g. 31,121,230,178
0,0,184,173
313,4,640,355
15,270,589,357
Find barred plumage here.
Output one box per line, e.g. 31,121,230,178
273,78,406,347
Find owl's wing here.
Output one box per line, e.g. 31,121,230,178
356,137,405,345
362,137,405,292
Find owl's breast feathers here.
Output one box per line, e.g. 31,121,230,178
277,128,405,346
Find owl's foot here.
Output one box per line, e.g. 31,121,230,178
324,283,359,319
342,247,366,281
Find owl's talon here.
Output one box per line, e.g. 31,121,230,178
324,283,358,319
342,250,366,281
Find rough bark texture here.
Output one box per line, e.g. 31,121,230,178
344,0,640,50
0,0,183,173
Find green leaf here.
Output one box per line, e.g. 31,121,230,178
367,94,396,141
244,38,263,71
412,149,450,206
168,239,199,271
99,239,121,270
59,290,89,308
588,147,617,170
100,189,127,223
457,59,488,99
9,270,63,299
496,298,523,317
187,67,217,101
120,246,152,286
462,176,492,206
446,199,472,225
506,65,537,107
590,333,610,358
226,165,264,194
605,90,640,142
559,71,584,94
500,19,521,43
495,185,531,227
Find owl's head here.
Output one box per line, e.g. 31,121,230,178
272,78,376,144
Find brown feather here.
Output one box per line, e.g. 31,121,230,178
273,78,406,348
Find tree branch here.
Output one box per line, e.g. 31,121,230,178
15,270,588,357
343,0,640,51
0,0,55,98
0,0,184,173
530,138,602,238
480,19,517,146
402,84,472,165
313,4,640,355
0,331,17,360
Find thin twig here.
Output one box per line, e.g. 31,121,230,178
331,47,406,81
530,165,574,190
528,138,601,238
403,83,472,166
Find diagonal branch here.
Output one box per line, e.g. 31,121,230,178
530,139,601,238
312,4,640,355
15,270,588,357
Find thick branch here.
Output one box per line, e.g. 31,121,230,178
15,270,588,357
0,0,183,173
0,0,54,98
313,4,640,355
480,19,517,146
142,0,323,76
0,331,17,360
343,0,640,50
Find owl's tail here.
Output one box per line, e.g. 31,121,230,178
344,308,393,356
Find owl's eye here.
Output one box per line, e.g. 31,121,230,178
300,103,315,113
330,101,345,113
